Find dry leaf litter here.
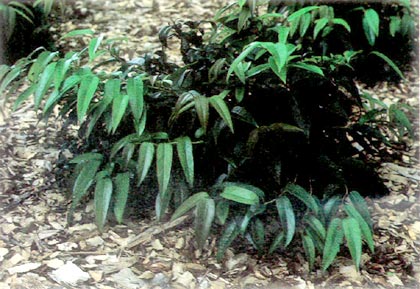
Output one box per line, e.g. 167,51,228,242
0,1,419,288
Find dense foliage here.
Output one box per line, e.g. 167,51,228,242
0,0,415,271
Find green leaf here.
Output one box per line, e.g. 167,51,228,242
227,42,261,81
156,143,173,195
194,94,209,133
348,191,372,229
70,160,102,219
268,231,285,254
209,95,234,133
332,18,351,32
77,75,100,123
250,218,265,254
28,51,58,83
344,204,375,253
276,196,295,247
303,234,316,271
299,13,311,37
216,220,240,261
221,185,259,205
289,62,324,76
13,85,36,111
342,217,362,271
216,200,230,225
195,198,215,249
235,87,245,103
275,26,290,44
110,133,139,159
0,66,21,99
176,136,194,188
322,218,343,271
54,56,77,90
34,62,57,109
389,16,401,37
389,104,413,138
127,77,144,122
113,172,130,223
363,9,379,46
94,176,113,231
323,196,341,223
60,29,95,40
314,18,329,39
284,183,318,214
370,51,405,80
112,94,130,133
137,142,155,186
88,35,104,61
287,6,319,23
70,152,104,164
307,215,327,242
171,192,209,221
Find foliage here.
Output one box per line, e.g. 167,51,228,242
0,0,414,270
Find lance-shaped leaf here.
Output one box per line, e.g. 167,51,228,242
342,217,362,271
110,133,139,159
34,62,56,109
28,51,58,82
88,35,104,61
322,218,344,271
314,18,329,39
287,6,319,23
94,176,113,231
112,94,129,134
194,93,209,133
77,74,100,123
171,192,209,221
216,200,230,225
289,62,324,76
307,215,327,242
137,142,155,186
113,172,130,223
276,196,295,247
176,136,194,187
299,13,311,37
13,85,36,111
209,94,234,133
344,204,374,253
284,183,318,214
156,143,173,194
216,220,241,261
60,29,94,40
127,77,144,122
70,152,104,164
303,234,316,271
69,160,102,221
221,185,259,205
332,18,351,32
268,231,285,254
195,198,215,249
348,191,372,229
363,8,379,46
370,51,405,80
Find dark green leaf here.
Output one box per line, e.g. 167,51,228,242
216,200,230,225
77,75,100,123
156,143,173,195
342,217,362,271
113,172,130,223
194,93,209,133
287,6,319,22
209,95,234,133
13,85,36,111
176,136,194,187
307,215,327,242
28,51,58,82
0,66,22,99
348,191,372,229
299,13,311,37
322,218,343,271
344,204,374,253
302,234,316,271
94,176,113,231
112,94,130,133
137,142,155,186
276,196,295,247
171,192,209,221
363,9,379,46
127,77,144,122
284,183,318,214
268,231,285,254
70,152,104,164
370,51,405,80
289,62,324,76
221,185,259,205
216,220,240,261
34,62,57,109
389,16,401,37
195,198,215,249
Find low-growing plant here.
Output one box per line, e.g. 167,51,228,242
0,0,414,270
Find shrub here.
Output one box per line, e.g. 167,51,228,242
0,0,414,271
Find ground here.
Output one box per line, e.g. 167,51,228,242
0,1,419,288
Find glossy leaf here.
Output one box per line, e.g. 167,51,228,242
216,220,240,261
156,143,173,195
289,62,324,76
287,6,319,22
127,77,144,122
137,142,155,186
314,18,328,39
303,234,316,271
284,183,318,214
176,136,194,187
94,176,113,231
77,74,100,123
195,198,215,249
342,217,362,271
34,62,57,109
299,13,311,37
221,185,259,205
194,94,209,133
389,16,401,37
112,94,130,133
276,196,295,247
209,95,234,133
332,18,351,32
113,172,130,223
171,192,209,221
344,204,374,253
322,218,343,271
363,9,379,46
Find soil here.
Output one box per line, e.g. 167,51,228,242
0,1,419,288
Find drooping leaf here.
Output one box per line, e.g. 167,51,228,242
342,217,362,271
284,183,318,214
111,94,130,133
389,104,413,138
176,136,194,187
389,16,401,37
216,199,230,225
60,29,94,40
77,74,100,123
127,77,144,122
289,62,324,76
195,198,215,249
344,204,374,253
322,218,344,271
13,85,36,111
137,142,155,186
276,196,295,247
0,66,22,100
314,18,329,39
94,176,113,231
370,51,405,80
28,51,58,82
307,215,327,242
171,192,209,221
69,152,104,164
156,143,173,195
216,220,240,261
332,18,351,32
34,62,57,109
221,185,259,205
299,13,311,37
348,191,372,229
209,95,234,133
302,234,316,271
362,8,379,46
250,218,265,254
194,93,209,133
268,231,285,254
113,172,130,223
323,196,341,223
88,35,104,61
287,6,319,23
